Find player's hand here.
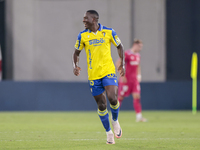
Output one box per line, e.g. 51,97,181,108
118,64,125,77
73,66,81,76
137,74,142,82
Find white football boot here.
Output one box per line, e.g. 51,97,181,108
112,120,122,138
106,131,115,144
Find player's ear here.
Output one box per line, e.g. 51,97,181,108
92,17,96,23
92,16,98,23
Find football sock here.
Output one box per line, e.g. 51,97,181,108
106,130,113,135
133,98,142,114
110,101,120,121
98,109,111,132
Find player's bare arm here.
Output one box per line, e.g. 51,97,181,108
117,44,125,76
115,58,127,83
137,64,142,82
115,58,121,69
73,49,81,76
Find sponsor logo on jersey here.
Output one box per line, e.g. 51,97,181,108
130,61,139,65
114,35,121,45
89,38,105,46
75,40,79,49
88,49,92,69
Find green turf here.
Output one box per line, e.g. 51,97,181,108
0,111,200,150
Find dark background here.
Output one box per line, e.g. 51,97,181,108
0,81,199,111
0,0,5,79
167,0,200,80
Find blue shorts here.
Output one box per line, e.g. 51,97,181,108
88,73,118,96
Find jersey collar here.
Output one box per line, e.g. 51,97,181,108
88,23,103,33
129,50,140,55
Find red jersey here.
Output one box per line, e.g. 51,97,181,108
120,50,140,82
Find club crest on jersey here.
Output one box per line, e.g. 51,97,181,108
102,32,106,37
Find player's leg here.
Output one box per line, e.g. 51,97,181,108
105,85,122,138
94,92,115,144
118,95,124,107
132,93,142,118
102,74,122,138
94,92,110,131
132,82,147,122
89,79,115,144
105,85,119,120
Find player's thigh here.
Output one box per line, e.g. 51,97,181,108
102,73,118,104
89,79,105,97
104,85,118,97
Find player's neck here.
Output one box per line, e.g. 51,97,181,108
131,48,136,53
90,23,99,33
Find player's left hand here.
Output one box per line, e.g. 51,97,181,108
73,66,81,76
118,64,125,77
137,74,142,82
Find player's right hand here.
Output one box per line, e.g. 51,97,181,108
118,64,125,77
73,66,81,76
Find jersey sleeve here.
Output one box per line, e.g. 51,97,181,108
74,32,84,50
111,29,121,47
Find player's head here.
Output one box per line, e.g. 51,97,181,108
83,10,99,29
132,39,143,53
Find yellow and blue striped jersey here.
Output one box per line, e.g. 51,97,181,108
74,23,121,80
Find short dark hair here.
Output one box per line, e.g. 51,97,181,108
133,39,143,44
87,10,99,19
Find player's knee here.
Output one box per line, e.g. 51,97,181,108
133,94,140,99
108,95,118,105
98,103,107,111
136,95,141,99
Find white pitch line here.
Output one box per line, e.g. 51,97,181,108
71,138,200,141
0,138,199,142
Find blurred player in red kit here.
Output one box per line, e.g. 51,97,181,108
116,39,147,122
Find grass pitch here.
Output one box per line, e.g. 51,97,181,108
0,111,200,150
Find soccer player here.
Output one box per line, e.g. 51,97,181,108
72,10,125,144
116,39,147,122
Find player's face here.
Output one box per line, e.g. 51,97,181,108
134,43,143,53
83,12,94,29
